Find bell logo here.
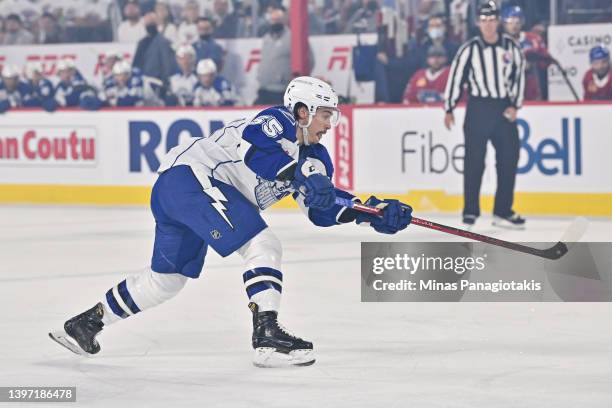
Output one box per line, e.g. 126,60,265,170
517,117,582,176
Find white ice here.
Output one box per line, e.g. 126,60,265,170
1,205,611,408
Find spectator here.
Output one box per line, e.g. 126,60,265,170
155,0,178,43
449,0,470,42
192,17,224,69
375,9,417,103
0,64,32,113
54,58,102,110
0,16,4,43
62,0,113,43
343,0,379,34
35,12,63,44
23,61,57,111
0,0,41,29
193,58,235,106
212,0,238,38
308,0,326,35
177,0,200,45
168,44,198,106
409,0,445,30
1,14,35,45
255,8,313,105
502,5,550,101
118,0,146,43
133,12,178,86
235,3,257,38
104,60,145,106
101,50,125,89
403,45,450,104
409,13,459,69
583,45,612,100
255,3,284,37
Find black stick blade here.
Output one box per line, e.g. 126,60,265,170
538,241,568,260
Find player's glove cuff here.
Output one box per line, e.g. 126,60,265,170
292,159,336,211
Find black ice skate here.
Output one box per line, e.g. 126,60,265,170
48,303,105,356
492,212,526,230
249,302,315,368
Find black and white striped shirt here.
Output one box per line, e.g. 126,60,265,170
444,33,525,113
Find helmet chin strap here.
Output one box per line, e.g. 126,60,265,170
299,114,313,146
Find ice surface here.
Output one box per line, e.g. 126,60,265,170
1,205,611,408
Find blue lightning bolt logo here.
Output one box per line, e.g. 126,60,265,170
204,187,233,229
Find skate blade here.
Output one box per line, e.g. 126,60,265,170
492,220,525,230
48,330,91,357
253,347,315,368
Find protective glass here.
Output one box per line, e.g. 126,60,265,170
316,107,341,127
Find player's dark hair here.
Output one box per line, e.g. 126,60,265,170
293,102,307,120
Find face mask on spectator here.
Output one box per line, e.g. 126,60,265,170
146,23,158,35
269,23,284,34
428,27,445,40
200,33,212,41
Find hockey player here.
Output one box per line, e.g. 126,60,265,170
403,45,450,104
103,60,145,107
23,61,57,111
193,58,235,106
582,45,612,100
501,5,550,101
167,44,198,106
0,64,33,113
101,50,125,90
54,59,102,110
49,76,412,368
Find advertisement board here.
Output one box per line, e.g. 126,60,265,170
352,104,605,194
0,34,376,105
547,23,612,101
0,103,610,215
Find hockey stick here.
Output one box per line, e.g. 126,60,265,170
550,58,580,102
335,197,588,260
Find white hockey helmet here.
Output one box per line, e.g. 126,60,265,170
112,60,131,75
25,61,43,79
2,64,20,78
56,58,76,72
196,58,217,75
283,76,340,127
176,44,196,58
104,50,123,64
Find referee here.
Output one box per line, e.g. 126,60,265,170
443,0,526,230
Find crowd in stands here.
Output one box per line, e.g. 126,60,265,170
0,0,415,45
0,0,611,112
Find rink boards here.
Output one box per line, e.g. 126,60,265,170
0,102,610,215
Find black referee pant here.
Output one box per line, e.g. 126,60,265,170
463,97,520,218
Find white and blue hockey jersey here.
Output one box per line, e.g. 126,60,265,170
157,106,356,227
103,69,144,107
24,77,55,107
193,75,235,107
54,75,89,107
0,79,34,112
169,72,198,106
